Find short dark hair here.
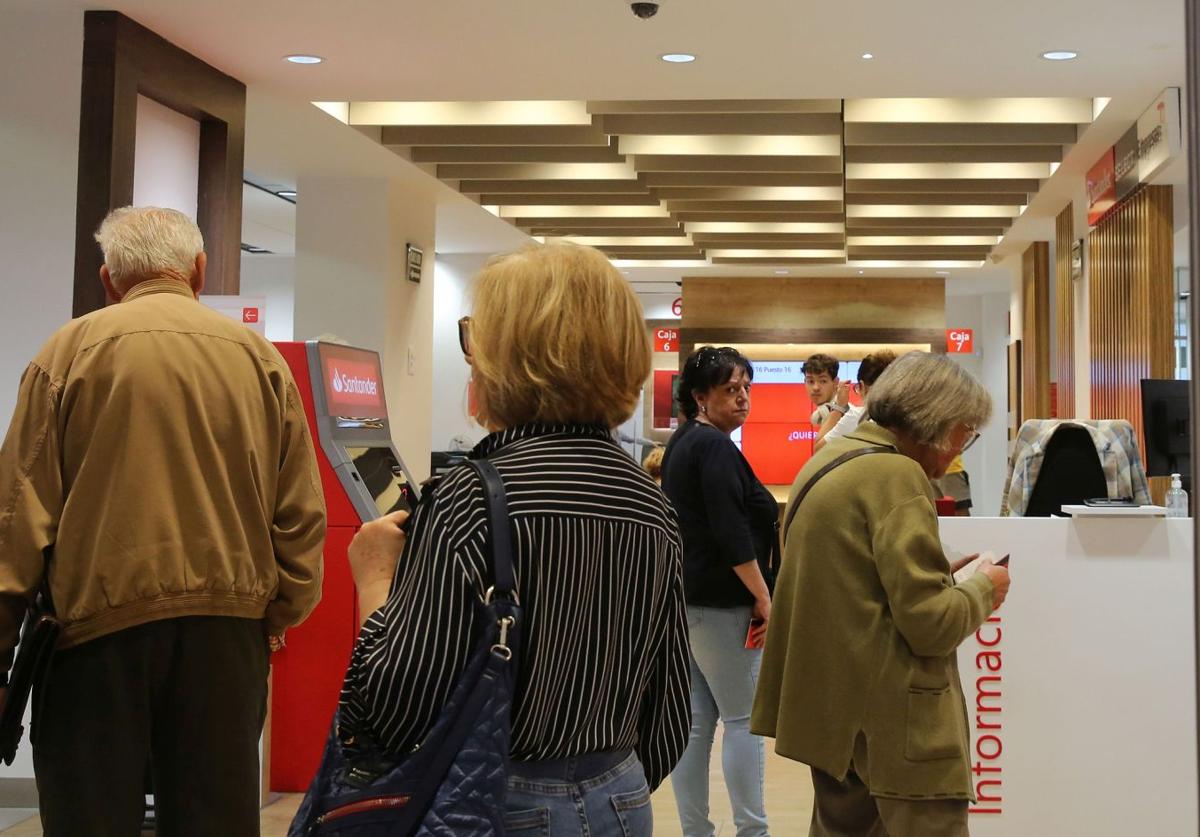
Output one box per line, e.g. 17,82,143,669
677,346,754,420
858,350,897,386
802,354,839,379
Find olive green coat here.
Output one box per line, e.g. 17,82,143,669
751,422,994,800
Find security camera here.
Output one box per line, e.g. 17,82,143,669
630,1,660,19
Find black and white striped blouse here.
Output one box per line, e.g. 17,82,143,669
338,422,691,790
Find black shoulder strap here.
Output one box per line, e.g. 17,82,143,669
782,446,899,545
465,459,516,598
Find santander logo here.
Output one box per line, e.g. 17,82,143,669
331,366,378,398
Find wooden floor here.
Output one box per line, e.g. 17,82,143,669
0,730,815,835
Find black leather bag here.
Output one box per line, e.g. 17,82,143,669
0,596,61,766
289,458,520,836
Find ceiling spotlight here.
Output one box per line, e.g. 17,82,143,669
661,53,696,63
285,54,323,64
858,270,865,275
861,53,874,60
276,190,297,199
1041,50,1078,61
774,269,789,275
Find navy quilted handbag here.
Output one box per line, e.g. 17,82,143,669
289,459,520,836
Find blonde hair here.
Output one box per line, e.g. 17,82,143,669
94,206,204,292
867,351,992,450
469,242,651,429
642,446,665,480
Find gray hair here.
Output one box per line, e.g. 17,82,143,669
94,206,204,292
866,351,992,450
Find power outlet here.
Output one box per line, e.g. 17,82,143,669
407,347,416,376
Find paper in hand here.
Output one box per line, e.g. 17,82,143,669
952,550,998,585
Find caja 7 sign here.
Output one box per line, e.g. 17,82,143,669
947,329,974,353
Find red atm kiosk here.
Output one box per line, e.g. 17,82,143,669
270,341,418,791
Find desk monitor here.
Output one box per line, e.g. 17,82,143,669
1140,378,1190,483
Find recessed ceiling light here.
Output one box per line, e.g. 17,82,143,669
661,53,696,63
774,269,789,275
936,270,950,275
858,270,865,275
276,190,297,199
1041,50,1078,61
861,53,874,60
285,54,323,65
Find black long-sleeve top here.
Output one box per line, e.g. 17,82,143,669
338,423,691,790
661,419,779,608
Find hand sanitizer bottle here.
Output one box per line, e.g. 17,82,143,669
1166,473,1189,518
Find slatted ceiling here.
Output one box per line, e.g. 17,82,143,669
845,146,1065,164
359,97,1091,267
410,145,626,163
587,99,843,115
843,123,1079,145
845,178,1043,194
630,155,844,172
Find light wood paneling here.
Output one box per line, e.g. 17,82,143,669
681,276,945,330
1021,242,1051,419
1088,185,1175,478
1054,206,1076,417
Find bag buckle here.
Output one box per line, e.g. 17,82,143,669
491,616,516,661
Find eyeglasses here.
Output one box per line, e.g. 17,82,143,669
961,427,980,452
457,316,471,359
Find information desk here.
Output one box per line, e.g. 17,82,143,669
940,517,1196,836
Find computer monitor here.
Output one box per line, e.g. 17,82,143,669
1140,379,1190,483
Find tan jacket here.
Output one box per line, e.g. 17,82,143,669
751,421,994,800
0,280,326,662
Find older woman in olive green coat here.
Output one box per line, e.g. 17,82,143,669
752,352,1011,837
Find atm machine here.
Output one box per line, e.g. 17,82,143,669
270,341,418,791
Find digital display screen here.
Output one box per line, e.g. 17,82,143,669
318,344,388,419
344,446,411,517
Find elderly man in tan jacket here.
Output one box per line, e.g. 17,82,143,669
753,352,1010,837
0,207,326,836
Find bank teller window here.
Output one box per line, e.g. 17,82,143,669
344,446,412,517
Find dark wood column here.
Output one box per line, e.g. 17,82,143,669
73,11,246,316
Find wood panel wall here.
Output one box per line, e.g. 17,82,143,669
1088,185,1175,462
1054,207,1076,418
1021,242,1051,420
680,276,946,356
74,11,246,315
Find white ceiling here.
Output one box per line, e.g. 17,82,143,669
33,0,1190,288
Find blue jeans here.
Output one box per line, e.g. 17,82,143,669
671,605,769,837
504,750,652,836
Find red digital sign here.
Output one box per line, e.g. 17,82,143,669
947,329,974,353
318,344,387,418
741,422,817,485
1086,148,1117,227
654,328,679,353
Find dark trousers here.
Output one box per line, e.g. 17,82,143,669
809,736,969,837
33,616,270,837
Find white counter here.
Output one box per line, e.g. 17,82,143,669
942,517,1197,836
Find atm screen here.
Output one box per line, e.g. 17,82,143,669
318,344,388,420
344,446,412,517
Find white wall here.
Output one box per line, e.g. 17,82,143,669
0,5,83,786
945,293,1010,516
132,95,200,219
431,254,488,452
239,253,295,342
293,177,437,482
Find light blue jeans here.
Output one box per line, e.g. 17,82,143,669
504,750,652,836
671,605,769,837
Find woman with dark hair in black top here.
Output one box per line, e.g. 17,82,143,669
662,346,776,837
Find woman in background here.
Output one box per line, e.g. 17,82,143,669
662,346,775,837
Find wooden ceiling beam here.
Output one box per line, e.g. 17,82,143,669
844,123,1078,145
381,123,607,146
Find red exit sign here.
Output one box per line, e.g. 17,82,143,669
947,329,974,353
